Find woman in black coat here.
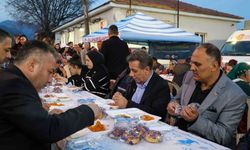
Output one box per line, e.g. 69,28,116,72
83,51,110,98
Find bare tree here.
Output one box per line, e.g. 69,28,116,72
6,0,83,38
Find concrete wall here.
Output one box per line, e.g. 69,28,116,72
180,15,237,48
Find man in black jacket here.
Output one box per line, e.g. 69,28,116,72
0,41,102,150
112,50,171,120
99,25,129,79
0,29,11,65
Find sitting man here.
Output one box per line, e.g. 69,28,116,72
0,40,102,149
112,50,171,120
167,43,247,148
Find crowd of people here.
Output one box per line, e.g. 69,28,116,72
0,25,250,150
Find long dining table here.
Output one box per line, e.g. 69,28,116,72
40,84,229,150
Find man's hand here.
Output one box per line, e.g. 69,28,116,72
49,109,64,115
87,103,102,120
112,92,128,109
42,103,50,111
167,101,180,116
180,105,199,122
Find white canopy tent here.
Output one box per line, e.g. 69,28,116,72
82,12,201,43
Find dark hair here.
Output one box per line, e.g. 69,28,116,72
68,54,82,68
127,50,153,69
19,34,28,40
0,28,11,44
228,59,238,66
152,56,157,61
141,46,147,50
15,40,57,64
67,41,73,46
198,43,221,65
86,51,105,66
108,25,118,35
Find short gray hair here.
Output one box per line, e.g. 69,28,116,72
197,43,221,66
127,50,153,69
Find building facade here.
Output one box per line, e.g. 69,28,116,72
53,0,243,48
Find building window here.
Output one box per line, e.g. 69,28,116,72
195,32,207,43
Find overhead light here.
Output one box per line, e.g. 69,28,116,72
80,28,84,31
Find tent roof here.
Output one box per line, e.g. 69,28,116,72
83,12,201,43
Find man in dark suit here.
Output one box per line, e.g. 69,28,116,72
0,29,11,65
112,50,171,120
0,41,102,150
99,25,129,79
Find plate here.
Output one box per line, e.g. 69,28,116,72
67,86,82,92
106,108,161,123
58,96,71,102
54,93,72,102
41,94,58,102
70,119,113,138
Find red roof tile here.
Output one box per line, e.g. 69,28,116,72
111,0,243,19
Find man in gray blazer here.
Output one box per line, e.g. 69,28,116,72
167,43,247,148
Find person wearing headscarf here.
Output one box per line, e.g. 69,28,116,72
228,62,250,134
227,62,250,96
83,51,110,98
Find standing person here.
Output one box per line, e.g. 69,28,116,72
167,43,247,148
80,42,91,65
172,59,191,86
0,29,12,65
66,41,75,56
0,40,102,150
99,25,129,79
97,41,102,50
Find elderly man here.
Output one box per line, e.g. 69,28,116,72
0,41,102,150
167,43,247,148
99,25,129,79
0,29,11,65
112,50,171,120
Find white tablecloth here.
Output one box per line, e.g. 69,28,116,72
40,85,229,150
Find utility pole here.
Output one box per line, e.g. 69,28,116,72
82,0,90,35
177,0,180,28
129,0,132,15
